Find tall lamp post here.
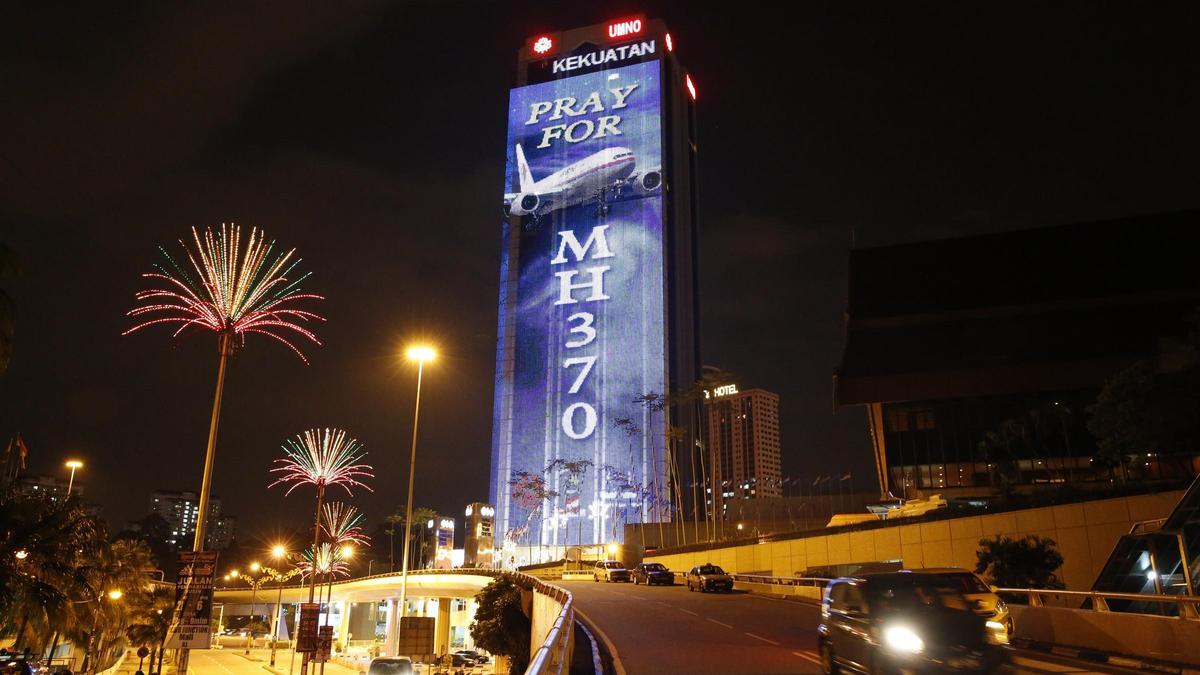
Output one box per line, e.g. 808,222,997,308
398,344,436,621
270,545,288,667
82,589,122,675
234,563,268,655
65,460,83,495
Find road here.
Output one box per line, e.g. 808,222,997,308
560,580,825,674
559,579,1147,675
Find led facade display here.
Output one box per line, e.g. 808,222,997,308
491,54,669,554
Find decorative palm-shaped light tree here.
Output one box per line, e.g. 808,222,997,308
269,429,372,603
319,503,370,617
125,224,324,551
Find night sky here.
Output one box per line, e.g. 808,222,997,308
3,2,1198,548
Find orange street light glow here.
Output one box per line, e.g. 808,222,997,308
65,460,83,469
405,345,436,362
272,545,286,559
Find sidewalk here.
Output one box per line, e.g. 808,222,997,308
105,650,175,675
239,649,362,675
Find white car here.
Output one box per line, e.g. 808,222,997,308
593,560,631,582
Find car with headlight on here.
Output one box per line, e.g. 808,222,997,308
686,563,734,593
632,562,674,585
593,559,631,582
817,573,1010,674
915,568,1012,643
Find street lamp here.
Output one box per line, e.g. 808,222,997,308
238,564,266,655
65,460,83,495
83,590,122,674
399,344,436,621
270,546,288,667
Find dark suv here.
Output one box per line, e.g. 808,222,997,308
817,573,1010,674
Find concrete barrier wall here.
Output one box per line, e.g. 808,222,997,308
735,581,823,602
646,491,1183,590
1010,605,1200,667
527,584,573,672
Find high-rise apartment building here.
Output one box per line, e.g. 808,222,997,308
16,474,79,501
703,386,782,517
150,490,237,549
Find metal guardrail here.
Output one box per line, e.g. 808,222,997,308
1128,517,1167,535
994,587,1200,619
525,574,574,675
682,572,1200,620
729,574,831,587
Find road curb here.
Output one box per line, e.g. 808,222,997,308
575,616,605,675
573,607,627,675
1014,640,1200,674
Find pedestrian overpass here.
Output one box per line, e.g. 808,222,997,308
211,569,573,674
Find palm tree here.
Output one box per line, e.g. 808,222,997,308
125,586,173,675
77,539,157,673
409,507,438,569
383,511,404,572
1,489,100,653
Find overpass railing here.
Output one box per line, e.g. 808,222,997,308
524,575,574,675
994,587,1200,619
689,573,1200,620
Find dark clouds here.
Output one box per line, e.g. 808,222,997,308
3,2,1199,545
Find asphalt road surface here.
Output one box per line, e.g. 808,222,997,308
560,579,825,674
560,579,1146,675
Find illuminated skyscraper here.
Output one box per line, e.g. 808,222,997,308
490,16,700,556
704,386,782,518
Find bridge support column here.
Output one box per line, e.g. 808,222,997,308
434,598,451,657
336,601,352,650
383,599,398,655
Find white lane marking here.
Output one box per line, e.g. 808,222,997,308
745,632,781,646
679,608,699,616
793,651,823,666
1011,655,1096,673
707,618,733,628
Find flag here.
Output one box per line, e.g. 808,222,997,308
15,435,28,469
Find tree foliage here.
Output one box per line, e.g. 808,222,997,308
1087,355,1200,476
1,487,160,668
975,534,1064,590
469,574,531,674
